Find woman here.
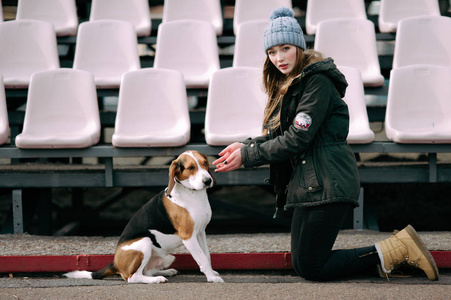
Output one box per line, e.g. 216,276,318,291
213,7,438,281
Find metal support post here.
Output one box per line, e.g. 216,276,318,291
12,189,23,234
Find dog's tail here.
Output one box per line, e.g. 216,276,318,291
64,262,118,280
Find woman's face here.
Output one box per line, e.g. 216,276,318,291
267,44,297,75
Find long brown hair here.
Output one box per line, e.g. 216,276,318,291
262,48,325,134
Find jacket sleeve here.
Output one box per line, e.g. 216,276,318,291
241,74,333,168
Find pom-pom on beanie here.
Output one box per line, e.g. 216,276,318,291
263,7,306,52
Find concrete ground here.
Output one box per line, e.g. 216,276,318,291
1,270,450,300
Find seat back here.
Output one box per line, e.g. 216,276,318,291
0,20,59,88
233,20,268,68
15,69,100,148
233,0,292,35
205,67,267,146
393,16,451,69
112,68,190,147
305,0,367,35
73,20,140,88
385,65,451,143
0,75,8,145
89,0,151,36
315,18,384,87
162,0,223,35
338,66,374,144
16,0,78,36
154,20,219,88
379,0,440,33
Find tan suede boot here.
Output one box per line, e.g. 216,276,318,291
375,225,439,280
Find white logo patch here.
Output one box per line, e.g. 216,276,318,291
293,112,312,131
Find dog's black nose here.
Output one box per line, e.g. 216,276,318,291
203,178,212,186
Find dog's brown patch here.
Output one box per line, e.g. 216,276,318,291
114,238,146,281
163,195,194,240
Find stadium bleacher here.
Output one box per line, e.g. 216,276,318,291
0,0,451,235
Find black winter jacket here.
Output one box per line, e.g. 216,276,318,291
241,59,360,211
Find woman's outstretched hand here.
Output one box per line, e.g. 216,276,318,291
213,142,244,173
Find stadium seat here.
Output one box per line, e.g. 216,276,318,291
112,68,190,147
314,18,385,87
305,0,367,35
154,20,219,89
233,0,292,35
205,67,266,146
0,75,9,146
233,20,268,68
379,0,440,33
393,16,451,69
162,0,223,36
73,20,140,88
16,0,78,36
337,66,374,144
89,0,151,37
15,69,101,149
385,65,451,143
0,20,59,88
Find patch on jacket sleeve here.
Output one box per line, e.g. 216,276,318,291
293,112,312,131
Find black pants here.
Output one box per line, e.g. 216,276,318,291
291,203,380,281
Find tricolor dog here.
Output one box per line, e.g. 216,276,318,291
65,151,223,283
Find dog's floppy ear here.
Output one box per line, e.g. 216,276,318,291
167,159,180,196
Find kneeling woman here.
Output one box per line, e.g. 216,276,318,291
213,7,438,281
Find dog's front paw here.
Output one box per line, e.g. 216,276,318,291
213,270,220,276
207,275,224,283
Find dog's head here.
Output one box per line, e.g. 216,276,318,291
167,151,216,195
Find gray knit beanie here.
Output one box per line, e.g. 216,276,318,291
263,7,306,52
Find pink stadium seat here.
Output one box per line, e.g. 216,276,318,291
89,0,151,37
338,66,374,144
0,75,9,146
0,20,59,88
112,68,190,147
73,20,140,88
233,0,292,35
233,20,268,68
154,20,219,89
379,0,440,33
305,0,367,35
15,69,101,149
16,0,78,36
385,65,451,143
162,0,223,36
393,16,451,69
315,18,385,87
205,67,266,146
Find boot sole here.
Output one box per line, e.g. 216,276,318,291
405,225,439,280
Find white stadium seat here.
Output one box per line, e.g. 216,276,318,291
338,66,374,144
154,20,219,89
112,68,190,147
0,75,8,146
205,67,266,146
379,0,440,33
15,69,101,149
0,20,59,88
385,65,451,143
305,0,367,35
73,20,140,88
89,0,151,37
233,20,268,68
315,18,385,87
16,0,78,36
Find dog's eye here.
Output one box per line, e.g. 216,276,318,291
188,166,195,170
203,161,208,167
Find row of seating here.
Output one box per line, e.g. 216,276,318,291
1,15,450,90
1,0,444,37
1,63,451,148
